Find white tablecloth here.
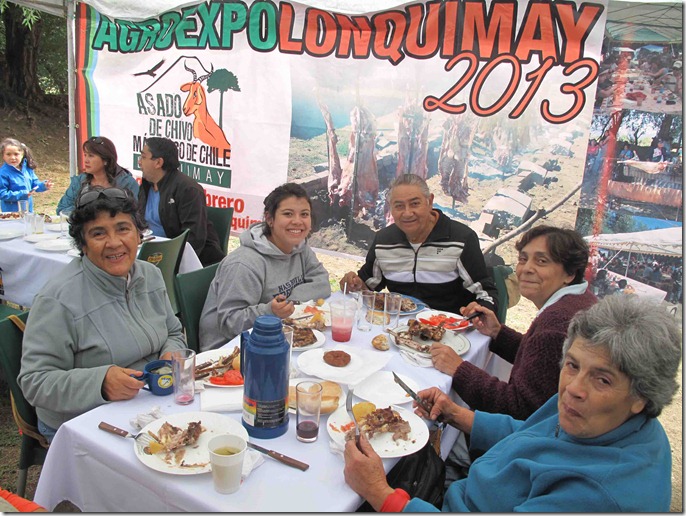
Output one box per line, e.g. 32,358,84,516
34,299,510,512
0,221,202,307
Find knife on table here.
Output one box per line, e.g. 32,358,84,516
392,372,445,424
246,441,309,471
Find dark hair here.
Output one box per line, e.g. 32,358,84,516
1,137,37,169
262,183,314,237
82,136,129,185
145,137,180,173
515,225,589,284
69,187,147,254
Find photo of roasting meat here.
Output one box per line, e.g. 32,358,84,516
319,100,344,206
407,318,445,341
396,100,429,179
338,106,378,216
438,114,479,205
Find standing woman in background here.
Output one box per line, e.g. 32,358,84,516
0,137,53,212
56,136,140,214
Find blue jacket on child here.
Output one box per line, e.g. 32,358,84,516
0,160,47,212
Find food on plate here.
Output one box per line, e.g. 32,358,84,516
387,328,432,354
408,319,445,341
283,312,326,331
417,313,469,330
400,297,417,312
41,213,53,223
365,309,389,325
371,334,390,351
194,346,240,380
352,401,376,421
323,350,351,367
208,369,244,386
0,212,22,220
314,297,326,307
288,380,342,414
292,326,317,348
346,405,411,442
146,420,206,463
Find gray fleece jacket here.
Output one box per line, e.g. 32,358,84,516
19,256,186,429
199,222,331,350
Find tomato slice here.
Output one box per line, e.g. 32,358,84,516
209,370,244,386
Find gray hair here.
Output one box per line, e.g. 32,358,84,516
388,174,431,199
561,295,681,418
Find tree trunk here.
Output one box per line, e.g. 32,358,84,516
3,4,43,100
658,115,674,142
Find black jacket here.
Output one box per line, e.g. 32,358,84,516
357,209,497,314
138,170,225,267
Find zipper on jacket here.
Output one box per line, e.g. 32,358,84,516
125,283,156,355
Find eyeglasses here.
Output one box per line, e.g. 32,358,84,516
76,187,130,208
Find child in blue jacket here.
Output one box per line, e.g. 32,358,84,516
0,138,52,212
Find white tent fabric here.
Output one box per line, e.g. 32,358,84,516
585,227,683,257
605,1,683,44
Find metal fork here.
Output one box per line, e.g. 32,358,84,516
98,421,157,447
345,389,361,448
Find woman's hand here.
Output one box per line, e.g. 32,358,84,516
343,434,396,511
43,179,53,190
102,366,145,401
430,342,463,376
414,387,475,433
340,271,365,292
271,295,296,319
460,302,501,339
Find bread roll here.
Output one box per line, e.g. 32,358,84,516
288,381,342,414
371,334,390,351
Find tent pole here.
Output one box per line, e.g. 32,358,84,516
66,0,77,177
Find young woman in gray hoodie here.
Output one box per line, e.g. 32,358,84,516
199,183,331,350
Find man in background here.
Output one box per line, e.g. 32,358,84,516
138,137,225,267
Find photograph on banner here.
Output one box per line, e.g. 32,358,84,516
280,0,608,264
74,0,609,266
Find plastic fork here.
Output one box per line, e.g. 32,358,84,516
98,421,157,447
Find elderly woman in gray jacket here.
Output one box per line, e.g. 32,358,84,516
19,187,186,442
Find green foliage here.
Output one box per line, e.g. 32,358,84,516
37,14,67,95
206,68,240,94
0,1,40,28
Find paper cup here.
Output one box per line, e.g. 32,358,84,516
208,434,247,494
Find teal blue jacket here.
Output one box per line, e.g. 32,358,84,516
405,395,671,512
55,170,140,214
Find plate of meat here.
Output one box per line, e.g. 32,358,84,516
415,310,473,331
367,293,427,316
133,412,248,475
326,404,429,458
388,318,471,357
290,328,325,352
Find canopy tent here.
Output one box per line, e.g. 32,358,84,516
585,226,683,257
605,1,683,44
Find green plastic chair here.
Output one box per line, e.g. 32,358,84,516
207,206,234,254
491,265,513,324
138,229,190,314
174,263,220,352
0,311,49,497
0,303,23,319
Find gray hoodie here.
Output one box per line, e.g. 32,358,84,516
199,222,331,350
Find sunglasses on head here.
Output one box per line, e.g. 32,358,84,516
77,187,130,208
88,136,105,145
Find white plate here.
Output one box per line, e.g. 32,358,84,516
23,233,60,243
196,348,242,388
0,230,23,240
288,377,346,414
353,371,418,406
398,295,428,316
415,309,474,331
45,223,63,232
390,325,471,357
297,346,390,385
326,405,429,458
67,249,81,258
134,411,248,475
34,239,74,252
291,301,331,326
291,329,325,352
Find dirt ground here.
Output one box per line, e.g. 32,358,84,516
4,104,682,511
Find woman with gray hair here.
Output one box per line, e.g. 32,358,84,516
343,295,680,512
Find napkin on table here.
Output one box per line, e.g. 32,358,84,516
201,386,244,412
